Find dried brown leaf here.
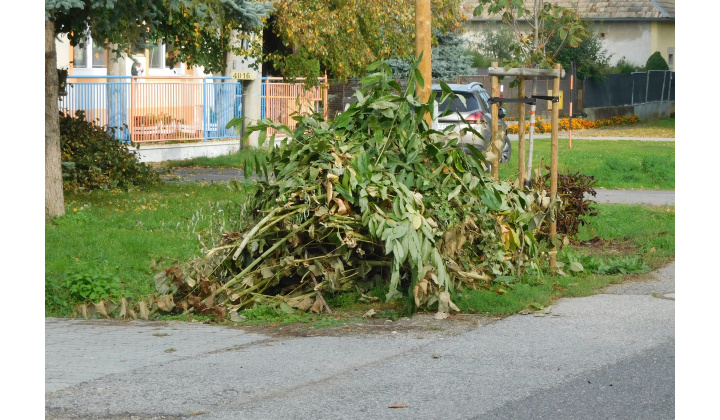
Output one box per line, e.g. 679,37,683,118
119,298,128,319
94,301,109,318
137,301,149,320
156,295,176,312
310,298,324,313
362,309,376,318
293,297,314,312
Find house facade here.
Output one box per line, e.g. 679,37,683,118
55,33,201,77
462,0,675,71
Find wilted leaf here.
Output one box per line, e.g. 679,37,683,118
293,297,314,312
362,309,377,318
156,295,176,312
434,311,449,320
119,298,128,319
137,301,149,320
310,298,324,313
412,214,422,230
229,311,246,322
94,301,109,318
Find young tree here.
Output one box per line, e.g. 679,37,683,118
545,27,610,81
268,0,467,80
478,26,516,64
44,0,273,219
473,0,589,69
473,0,590,185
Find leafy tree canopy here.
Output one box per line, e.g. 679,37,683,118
268,0,467,80
45,0,274,74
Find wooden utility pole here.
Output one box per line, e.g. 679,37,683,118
416,0,431,122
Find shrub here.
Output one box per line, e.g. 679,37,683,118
645,51,669,71
610,57,641,74
533,167,599,239
63,269,127,303
60,111,161,192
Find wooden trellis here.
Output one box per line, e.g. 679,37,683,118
488,63,565,267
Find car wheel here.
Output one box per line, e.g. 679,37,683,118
499,136,511,163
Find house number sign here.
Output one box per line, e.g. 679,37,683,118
232,71,256,80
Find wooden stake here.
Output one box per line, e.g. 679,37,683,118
491,62,499,180
550,64,562,269
415,0,432,124
517,77,526,187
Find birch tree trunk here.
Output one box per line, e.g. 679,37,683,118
45,19,65,219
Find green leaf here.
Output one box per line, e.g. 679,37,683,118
447,185,462,201
569,262,584,272
361,74,383,85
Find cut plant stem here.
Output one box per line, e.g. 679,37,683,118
221,218,315,292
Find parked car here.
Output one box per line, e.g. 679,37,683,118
432,82,511,163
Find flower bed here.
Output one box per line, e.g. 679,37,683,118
507,115,640,134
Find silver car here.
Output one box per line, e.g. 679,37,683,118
432,82,511,163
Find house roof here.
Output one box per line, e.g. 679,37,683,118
464,0,675,21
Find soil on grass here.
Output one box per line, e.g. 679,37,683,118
573,236,639,255
234,312,500,339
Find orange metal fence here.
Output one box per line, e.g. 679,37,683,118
59,76,329,144
261,76,328,137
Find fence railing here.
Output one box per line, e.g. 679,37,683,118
261,76,328,137
583,70,675,108
59,76,242,143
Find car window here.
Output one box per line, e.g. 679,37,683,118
477,90,491,111
435,92,480,113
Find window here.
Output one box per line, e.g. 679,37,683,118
149,43,172,69
72,33,107,75
91,41,106,68
435,92,480,113
73,44,87,67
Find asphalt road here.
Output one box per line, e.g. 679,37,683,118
45,263,675,419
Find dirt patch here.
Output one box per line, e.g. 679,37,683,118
230,313,500,339
71,312,501,339
573,236,639,255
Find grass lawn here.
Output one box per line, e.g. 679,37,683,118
499,139,675,190
45,183,255,316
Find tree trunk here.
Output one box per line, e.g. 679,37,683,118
45,19,64,219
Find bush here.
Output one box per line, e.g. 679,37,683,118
645,51,669,71
533,168,599,239
60,111,161,191
610,57,641,74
